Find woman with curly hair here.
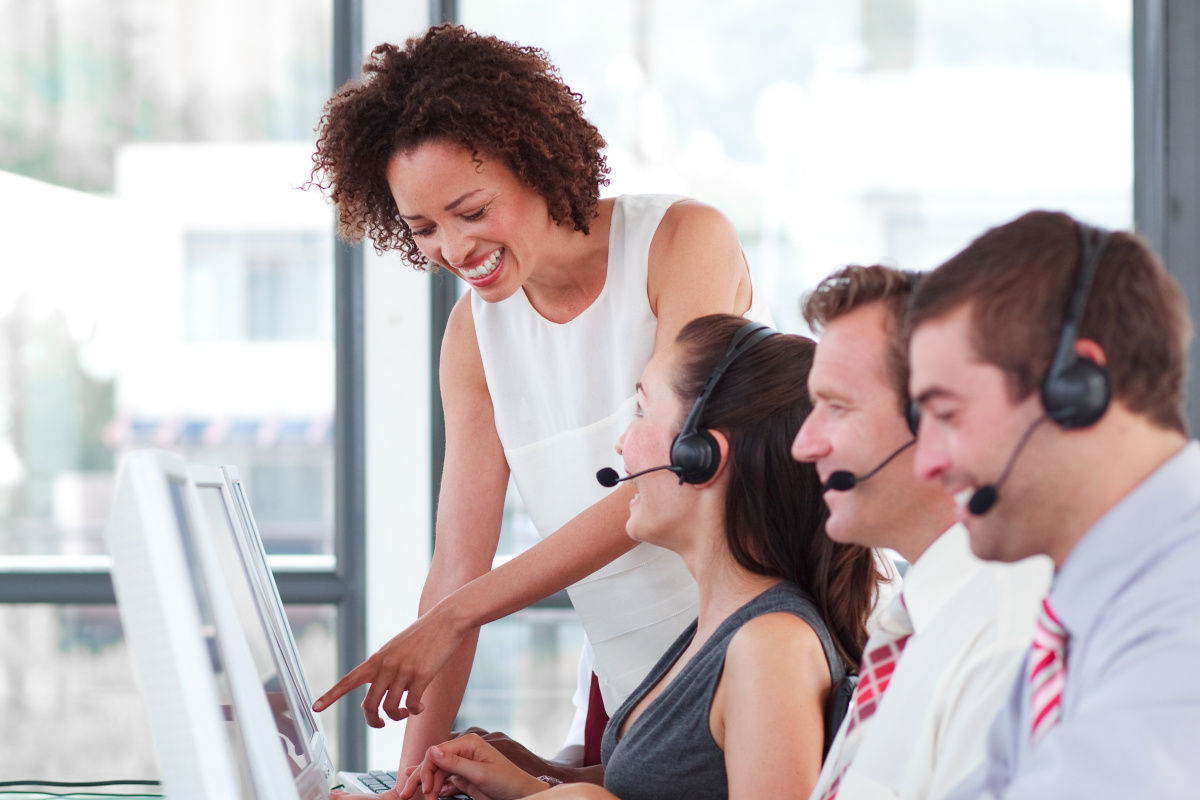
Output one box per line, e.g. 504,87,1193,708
310,24,772,779
397,316,882,800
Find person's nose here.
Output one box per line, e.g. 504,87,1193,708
913,424,951,482
615,423,631,457
791,411,830,463
441,227,476,268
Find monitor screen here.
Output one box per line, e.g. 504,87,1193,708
228,477,319,721
195,483,315,778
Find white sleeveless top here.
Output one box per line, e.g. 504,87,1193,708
473,194,773,712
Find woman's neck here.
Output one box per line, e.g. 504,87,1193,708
520,198,614,323
685,537,782,642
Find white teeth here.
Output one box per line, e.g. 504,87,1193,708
463,248,503,280
954,488,974,506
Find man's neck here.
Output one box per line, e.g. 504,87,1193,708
896,507,957,565
1045,410,1188,569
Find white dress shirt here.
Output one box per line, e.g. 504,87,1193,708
810,524,1053,800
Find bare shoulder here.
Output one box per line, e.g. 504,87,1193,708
726,612,832,692
440,292,484,384
645,198,752,339
655,198,740,246
649,200,742,280
443,291,477,351
711,608,831,772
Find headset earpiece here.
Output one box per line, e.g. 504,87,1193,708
671,321,778,485
1040,222,1112,430
670,429,721,485
1042,357,1111,430
901,272,924,437
905,398,920,436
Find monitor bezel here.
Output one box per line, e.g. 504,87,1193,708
190,463,333,792
106,450,304,800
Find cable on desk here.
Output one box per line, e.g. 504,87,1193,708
0,783,159,790
0,781,162,799
0,793,161,797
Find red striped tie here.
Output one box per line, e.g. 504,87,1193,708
1028,598,1068,746
820,596,914,800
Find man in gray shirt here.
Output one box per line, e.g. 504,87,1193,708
906,210,1200,798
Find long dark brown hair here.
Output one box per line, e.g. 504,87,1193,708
672,314,883,669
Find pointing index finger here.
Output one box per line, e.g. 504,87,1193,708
312,662,373,711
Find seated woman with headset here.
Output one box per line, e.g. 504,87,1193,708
397,315,885,800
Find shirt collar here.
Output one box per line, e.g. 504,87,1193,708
902,523,983,635
1051,440,1200,640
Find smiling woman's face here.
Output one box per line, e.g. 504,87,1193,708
615,345,699,547
386,140,556,302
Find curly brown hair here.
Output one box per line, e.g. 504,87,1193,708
310,25,610,268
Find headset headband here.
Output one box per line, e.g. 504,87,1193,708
1047,222,1110,383
677,322,777,441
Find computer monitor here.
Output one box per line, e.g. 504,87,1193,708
105,450,312,800
188,463,334,791
221,465,323,719
211,465,457,797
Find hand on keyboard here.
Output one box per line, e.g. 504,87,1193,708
400,734,548,800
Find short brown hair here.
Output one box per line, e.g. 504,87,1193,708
803,265,917,411
908,210,1192,434
310,25,610,267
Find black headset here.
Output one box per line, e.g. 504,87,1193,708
959,221,1113,517
900,270,923,436
901,225,1111,437
1041,221,1112,429
670,321,779,484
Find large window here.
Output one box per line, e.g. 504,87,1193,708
0,0,346,778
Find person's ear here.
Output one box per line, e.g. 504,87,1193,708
1074,338,1107,367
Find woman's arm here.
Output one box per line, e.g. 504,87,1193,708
646,199,757,350
396,294,511,763
313,294,641,762
712,612,831,800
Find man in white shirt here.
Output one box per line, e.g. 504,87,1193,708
792,265,1051,800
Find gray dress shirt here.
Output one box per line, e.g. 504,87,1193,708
948,440,1200,799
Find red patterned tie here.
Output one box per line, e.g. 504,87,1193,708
1028,598,1068,746
820,596,914,800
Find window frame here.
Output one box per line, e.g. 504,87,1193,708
0,0,371,770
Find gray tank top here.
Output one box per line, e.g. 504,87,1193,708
601,581,846,800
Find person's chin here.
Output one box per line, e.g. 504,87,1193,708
624,510,651,545
964,518,1015,563
470,277,521,304
823,512,863,546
